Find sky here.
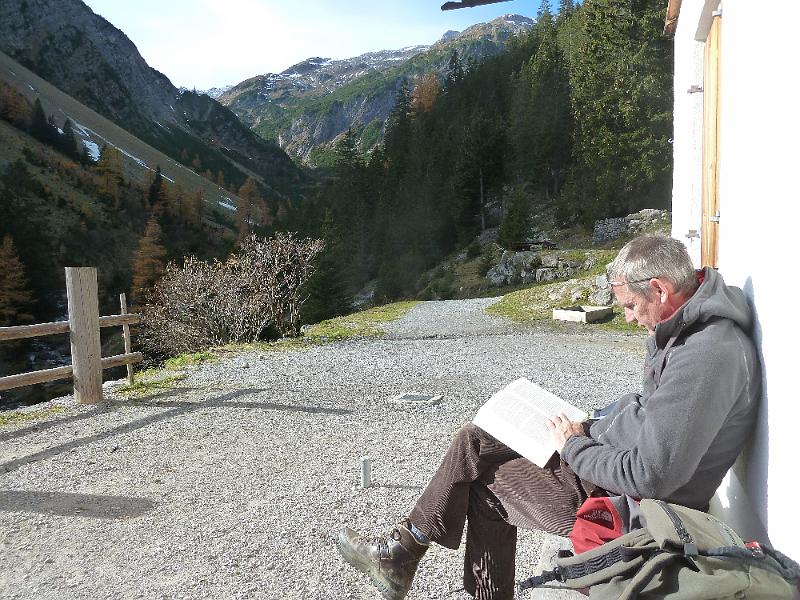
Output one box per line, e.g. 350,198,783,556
81,0,545,90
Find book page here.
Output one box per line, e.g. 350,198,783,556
503,378,587,422
472,378,587,467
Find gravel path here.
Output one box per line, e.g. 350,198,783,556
0,299,646,599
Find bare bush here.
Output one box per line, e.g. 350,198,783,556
138,233,324,357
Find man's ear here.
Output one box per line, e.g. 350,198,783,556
649,278,671,303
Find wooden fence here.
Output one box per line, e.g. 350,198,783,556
0,267,143,404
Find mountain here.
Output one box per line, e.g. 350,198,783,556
219,14,534,162
1,49,242,217
0,0,306,198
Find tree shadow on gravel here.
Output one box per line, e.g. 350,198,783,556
0,388,353,474
0,387,194,446
0,489,155,519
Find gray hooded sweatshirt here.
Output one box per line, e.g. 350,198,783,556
561,268,760,509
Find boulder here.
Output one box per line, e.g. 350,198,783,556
535,268,558,283
540,253,560,268
486,251,517,286
589,287,613,306
510,251,541,270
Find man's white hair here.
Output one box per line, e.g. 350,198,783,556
608,235,698,298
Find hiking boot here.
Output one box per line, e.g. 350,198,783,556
336,519,428,600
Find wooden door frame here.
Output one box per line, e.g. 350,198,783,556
701,13,722,267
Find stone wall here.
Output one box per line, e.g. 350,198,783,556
486,251,591,287
591,209,670,244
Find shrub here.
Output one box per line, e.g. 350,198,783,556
139,233,323,357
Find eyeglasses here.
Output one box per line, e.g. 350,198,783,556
603,274,655,289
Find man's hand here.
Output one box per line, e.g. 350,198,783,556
546,413,586,454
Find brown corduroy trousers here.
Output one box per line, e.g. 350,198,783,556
408,423,605,600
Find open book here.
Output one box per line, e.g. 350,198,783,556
472,378,588,468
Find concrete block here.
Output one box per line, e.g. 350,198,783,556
523,534,585,598
552,305,613,324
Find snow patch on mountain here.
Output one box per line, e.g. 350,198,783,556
82,139,100,161
198,85,233,99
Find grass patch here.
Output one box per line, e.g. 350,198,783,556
164,351,217,370
486,278,593,322
118,373,187,399
0,406,64,427
596,311,644,334
305,301,420,341
485,275,640,333
217,337,316,354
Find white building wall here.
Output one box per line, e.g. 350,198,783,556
669,1,705,266
671,0,800,562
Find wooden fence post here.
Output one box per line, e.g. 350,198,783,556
66,267,103,403
119,293,135,385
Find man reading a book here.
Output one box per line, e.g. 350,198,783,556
337,235,760,600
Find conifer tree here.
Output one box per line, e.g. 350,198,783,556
148,165,164,208
186,190,204,227
131,215,167,303
60,119,80,161
96,146,123,207
0,82,31,126
0,234,35,326
509,9,572,198
236,177,263,240
301,209,350,324
172,184,187,221
567,0,673,222
445,50,465,90
557,0,575,19
498,187,530,249
29,98,57,146
334,129,362,173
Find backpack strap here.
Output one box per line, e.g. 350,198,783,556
518,532,655,593
703,544,800,584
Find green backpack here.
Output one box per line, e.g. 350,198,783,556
519,499,800,599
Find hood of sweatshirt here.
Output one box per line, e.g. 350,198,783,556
654,267,752,348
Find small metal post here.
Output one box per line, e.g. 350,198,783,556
359,456,371,489
119,293,134,385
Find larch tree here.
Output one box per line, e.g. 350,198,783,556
410,72,440,117
131,215,167,303
96,145,123,206
0,82,31,127
236,178,263,241
0,234,35,326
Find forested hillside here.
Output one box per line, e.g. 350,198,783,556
293,0,673,322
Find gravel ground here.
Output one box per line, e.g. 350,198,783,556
0,299,646,599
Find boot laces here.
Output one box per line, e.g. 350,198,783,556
368,527,403,558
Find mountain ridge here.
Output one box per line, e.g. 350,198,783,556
219,14,535,162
